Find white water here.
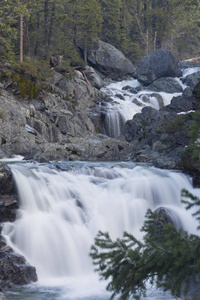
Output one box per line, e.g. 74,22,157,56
2,161,200,299
101,67,200,138
101,79,183,138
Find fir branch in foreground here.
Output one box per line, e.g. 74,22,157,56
90,204,200,300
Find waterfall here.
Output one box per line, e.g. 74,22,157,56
101,79,182,138
2,161,199,300
101,67,200,138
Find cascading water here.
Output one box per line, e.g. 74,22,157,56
2,161,200,300
101,67,200,138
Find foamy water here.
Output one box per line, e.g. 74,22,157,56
3,161,199,300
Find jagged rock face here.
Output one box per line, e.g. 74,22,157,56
0,239,37,286
122,91,200,169
0,250,37,285
0,162,13,195
0,163,37,288
78,40,135,78
0,71,133,161
0,162,18,222
0,72,107,159
0,195,18,223
136,49,182,85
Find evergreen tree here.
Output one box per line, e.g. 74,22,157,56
0,0,18,61
75,0,103,63
90,194,200,300
100,0,122,48
1,0,200,64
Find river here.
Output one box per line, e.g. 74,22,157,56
2,160,200,300
2,66,200,299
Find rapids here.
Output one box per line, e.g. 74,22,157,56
101,67,200,138
3,66,200,299
2,161,200,300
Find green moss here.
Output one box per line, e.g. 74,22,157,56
12,74,40,100
10,59,55,100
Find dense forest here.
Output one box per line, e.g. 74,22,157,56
1,0,200,65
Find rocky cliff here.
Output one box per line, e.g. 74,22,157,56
0,47,200,294
0,67,132,162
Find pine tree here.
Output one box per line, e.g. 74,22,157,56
100,0,122,48
0,0,18,61
90,195,200,299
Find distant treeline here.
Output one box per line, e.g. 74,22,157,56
1,0,200,64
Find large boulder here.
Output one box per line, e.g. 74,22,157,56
0,239,37,286
78,40,135,78
145,77,183,93
136,49,182,85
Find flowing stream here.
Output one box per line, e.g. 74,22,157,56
2,161,200,300
2,66,200,299
101,67,200,138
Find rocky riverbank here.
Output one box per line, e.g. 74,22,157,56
0,49,134,163
0,47,199,172
0,162,37,293
0,45,200,293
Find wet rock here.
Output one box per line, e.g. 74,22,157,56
155,207,182,228
0,245,37,285
161,95,200,113
146,77,183,93
0,163,18,222
122,86,138,94
150,93,164,108
182,71,200,89
123,97,195,169
0,195,18,222
0,162,14,195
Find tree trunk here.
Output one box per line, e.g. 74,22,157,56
20,13,23,62
44,0,49,59
153,31,157,51
47,2,55,55
34,13,41,56
84,41,88,64
146,28,149,55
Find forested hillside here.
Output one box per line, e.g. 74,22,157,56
1,0,200,65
